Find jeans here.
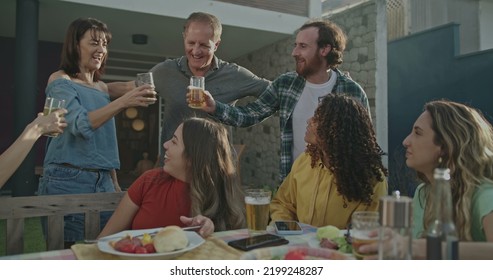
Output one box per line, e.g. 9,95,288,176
38,164,115,242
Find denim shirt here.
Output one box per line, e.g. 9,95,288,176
43,79,119,170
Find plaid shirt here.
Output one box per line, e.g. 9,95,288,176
214,69,369,181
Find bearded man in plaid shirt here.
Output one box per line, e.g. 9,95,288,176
192,19,370,182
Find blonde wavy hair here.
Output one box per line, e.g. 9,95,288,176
417,100,493,241
182,118,245,231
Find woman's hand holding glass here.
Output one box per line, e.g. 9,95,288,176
121,84,157,108
37,109,68,137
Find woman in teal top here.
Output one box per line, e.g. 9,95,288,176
360,100,493,259
405,101,493,244
405,100,493,259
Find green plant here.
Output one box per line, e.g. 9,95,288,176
0,217,46,256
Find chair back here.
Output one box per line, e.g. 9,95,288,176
0,192,125,255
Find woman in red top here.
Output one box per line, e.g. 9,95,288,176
99,118,245,238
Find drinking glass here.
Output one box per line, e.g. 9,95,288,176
43,97,66,137
245,189,271,236
136,72,156,101
188,76,205,108
136,72,154,87
351,211,379,260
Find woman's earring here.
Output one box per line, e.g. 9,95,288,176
438,156,443,165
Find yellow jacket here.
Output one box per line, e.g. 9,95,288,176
270,153,388,229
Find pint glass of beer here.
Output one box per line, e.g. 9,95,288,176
245,189,271,236
351,211,379,260
188,76,205,108
43,97,66,137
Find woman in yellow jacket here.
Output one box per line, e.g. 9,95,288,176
270,94,388,229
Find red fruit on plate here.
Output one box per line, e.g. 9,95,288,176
131,237,143,247
112,236,132,251
134,246,148,254
284,250,306,260
144,243,156,253
118,243,137,253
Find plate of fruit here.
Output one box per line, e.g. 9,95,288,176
97,225,205,259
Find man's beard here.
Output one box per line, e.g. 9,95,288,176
295,55,324,78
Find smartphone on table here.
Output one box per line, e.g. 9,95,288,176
228,233,289,251
274,221,303,235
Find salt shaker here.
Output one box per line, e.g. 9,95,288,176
378,191,413,260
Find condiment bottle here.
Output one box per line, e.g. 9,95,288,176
426,168,459,260
378,191,413,260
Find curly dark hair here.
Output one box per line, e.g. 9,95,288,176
307,94,388,204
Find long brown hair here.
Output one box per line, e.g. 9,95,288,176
307,94,387,204
182,118,245,230
59,18,112,81
417,100,493,240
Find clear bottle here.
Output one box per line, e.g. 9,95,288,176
426,168,459,260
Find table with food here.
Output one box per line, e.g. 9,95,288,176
0,223,354,260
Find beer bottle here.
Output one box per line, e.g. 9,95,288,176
426,168,459,260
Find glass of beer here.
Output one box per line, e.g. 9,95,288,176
351,211,379,260
188,76,205,108
43,97,66,137
245,189,271,236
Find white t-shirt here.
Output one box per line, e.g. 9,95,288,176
292,72,336,161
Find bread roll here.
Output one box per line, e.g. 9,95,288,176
153,226,188,253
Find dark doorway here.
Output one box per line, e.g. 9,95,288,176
115,103,159,189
